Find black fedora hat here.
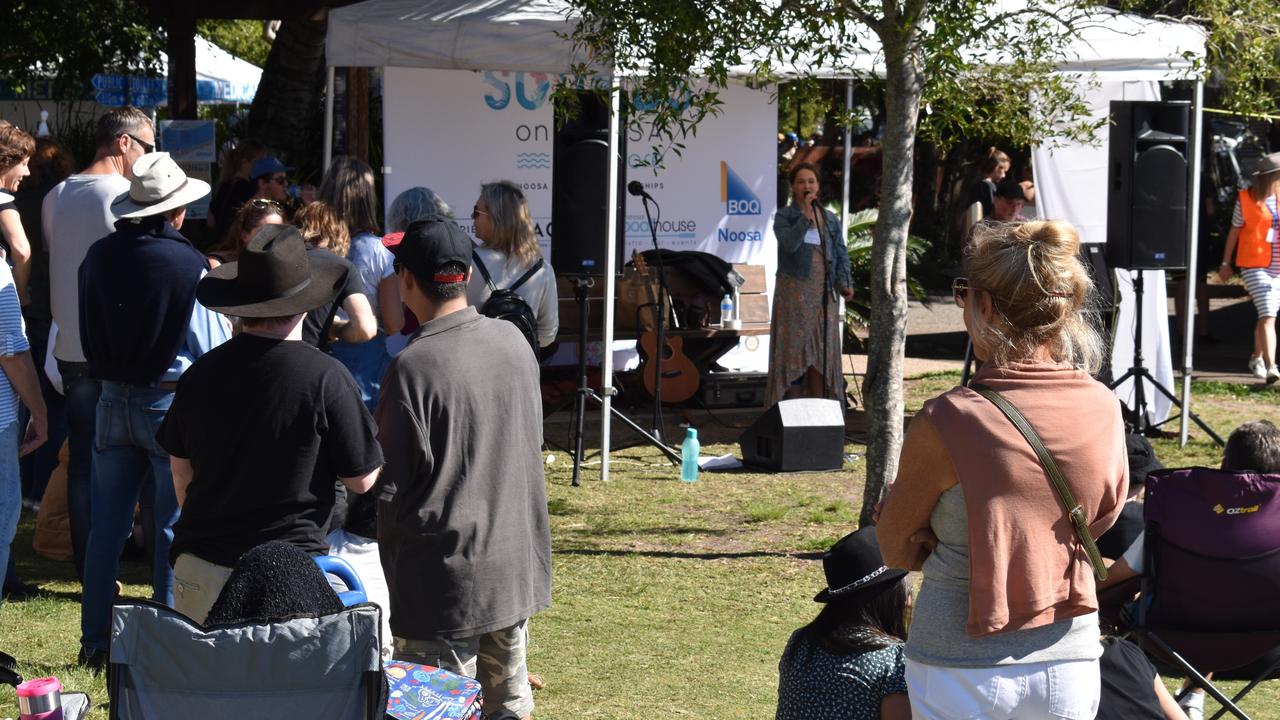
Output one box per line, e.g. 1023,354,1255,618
814,527,908,603
197,224,346,318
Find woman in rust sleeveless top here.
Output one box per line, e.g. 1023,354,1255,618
877,220,1128,719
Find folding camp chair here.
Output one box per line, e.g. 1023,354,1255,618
1130,467,1280,720
107,600,384,720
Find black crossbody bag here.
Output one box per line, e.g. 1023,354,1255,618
970,383,1109,582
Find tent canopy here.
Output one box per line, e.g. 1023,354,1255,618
326,0,1204,81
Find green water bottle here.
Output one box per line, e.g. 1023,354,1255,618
680,428,700,483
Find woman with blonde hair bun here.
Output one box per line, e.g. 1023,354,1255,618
878,220,1128,719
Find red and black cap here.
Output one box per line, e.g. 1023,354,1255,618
387,217,473,283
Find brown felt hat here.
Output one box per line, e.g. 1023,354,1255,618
197,224,345,318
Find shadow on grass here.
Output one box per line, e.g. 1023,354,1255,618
553,547,823,561
561,524,732,538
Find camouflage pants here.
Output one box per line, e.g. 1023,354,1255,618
394,619,532,718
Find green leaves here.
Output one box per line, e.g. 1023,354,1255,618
0,0,165,101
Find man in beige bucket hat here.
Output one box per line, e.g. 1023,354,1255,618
75,151,232,671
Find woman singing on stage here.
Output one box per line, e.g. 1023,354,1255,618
766,163,853,407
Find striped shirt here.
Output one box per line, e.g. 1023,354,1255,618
1231,197,1280,277
0,261,30,432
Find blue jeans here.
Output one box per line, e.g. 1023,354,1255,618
330,334,391,413
59,361,100,582
80,382,178,653
0,422,20,608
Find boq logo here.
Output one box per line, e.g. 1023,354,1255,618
721,161,762,216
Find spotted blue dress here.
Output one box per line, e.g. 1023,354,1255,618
776,630,908,720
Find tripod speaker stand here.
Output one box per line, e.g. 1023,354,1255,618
1108,271,1222,444
565,278,680,487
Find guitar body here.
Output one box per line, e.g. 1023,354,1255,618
630,251,700,403
638,330,699,403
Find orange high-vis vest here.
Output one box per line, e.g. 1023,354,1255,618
1236,189,1276,268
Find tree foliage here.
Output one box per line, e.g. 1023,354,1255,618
0,0,165,100
562,0,1103,522
1117,0,1280,116
198,19,272,68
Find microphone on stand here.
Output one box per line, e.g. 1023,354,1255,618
627,180,654,201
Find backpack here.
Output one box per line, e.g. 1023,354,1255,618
474,250,543,358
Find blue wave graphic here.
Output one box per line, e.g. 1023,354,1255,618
516,152,551,169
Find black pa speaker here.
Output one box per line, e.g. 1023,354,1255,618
551,91,626,276
1106,101,1191,270
739,399,844,472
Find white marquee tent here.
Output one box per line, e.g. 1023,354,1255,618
326,0,1210,458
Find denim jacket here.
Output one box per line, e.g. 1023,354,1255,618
773,204,852,291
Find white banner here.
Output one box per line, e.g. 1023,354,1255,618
382,68,778,370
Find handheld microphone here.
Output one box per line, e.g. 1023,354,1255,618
627,181,653,200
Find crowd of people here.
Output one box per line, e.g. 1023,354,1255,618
0,107,559,718
1,103,1277,719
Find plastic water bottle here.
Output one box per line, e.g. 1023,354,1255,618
680,428,700,483
719,294,734,327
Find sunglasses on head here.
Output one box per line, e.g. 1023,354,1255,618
249,198,284,212
124,133,155,153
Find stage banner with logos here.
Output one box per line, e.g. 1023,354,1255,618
382,67,778,370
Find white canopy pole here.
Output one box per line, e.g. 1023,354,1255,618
841,79,853,227
324,66,336,171
1179,79,1204,446
599,79,622,482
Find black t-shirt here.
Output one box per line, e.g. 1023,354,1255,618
301,246,367,351
1098,501,1144,560
158,333,383,567
1096,637,1164,720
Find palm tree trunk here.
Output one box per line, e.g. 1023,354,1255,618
245,17,328,163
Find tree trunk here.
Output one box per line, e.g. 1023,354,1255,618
859,31,923,526
245,17,328,163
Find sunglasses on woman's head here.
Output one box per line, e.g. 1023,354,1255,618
250,198,284,211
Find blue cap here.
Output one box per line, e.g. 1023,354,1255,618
250,155,291,180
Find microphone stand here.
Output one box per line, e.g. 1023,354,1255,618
639,193,675,441
809,197,835,402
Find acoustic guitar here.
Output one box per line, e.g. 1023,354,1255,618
633,253,699,403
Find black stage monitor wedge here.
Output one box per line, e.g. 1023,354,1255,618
551,91,626,276
739,399,844,472
1106,101,1191,270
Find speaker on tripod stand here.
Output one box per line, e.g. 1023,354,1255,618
1105,100,1222,443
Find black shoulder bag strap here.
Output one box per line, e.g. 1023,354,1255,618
970,383,1109,582
472,251,542,293
472,250,498,293
507,258,544,292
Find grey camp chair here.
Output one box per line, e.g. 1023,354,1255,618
107,600,384,720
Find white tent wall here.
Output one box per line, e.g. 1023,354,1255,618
1032,80,1181,426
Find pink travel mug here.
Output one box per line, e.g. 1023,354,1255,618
16,676,63,720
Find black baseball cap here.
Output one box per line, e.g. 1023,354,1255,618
389,217,473,283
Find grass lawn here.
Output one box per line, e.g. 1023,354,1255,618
2,373,1278,718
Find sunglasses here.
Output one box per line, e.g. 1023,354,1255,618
125,133,155,153
270,175,288,186
471,206,490,220
249,198,285,212
952,277,974,307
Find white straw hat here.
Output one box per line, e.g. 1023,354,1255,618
111,152,211,219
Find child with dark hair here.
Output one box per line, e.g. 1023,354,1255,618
776,528,911,720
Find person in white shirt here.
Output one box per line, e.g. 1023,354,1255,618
466,181,558,355
41,107,154,585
